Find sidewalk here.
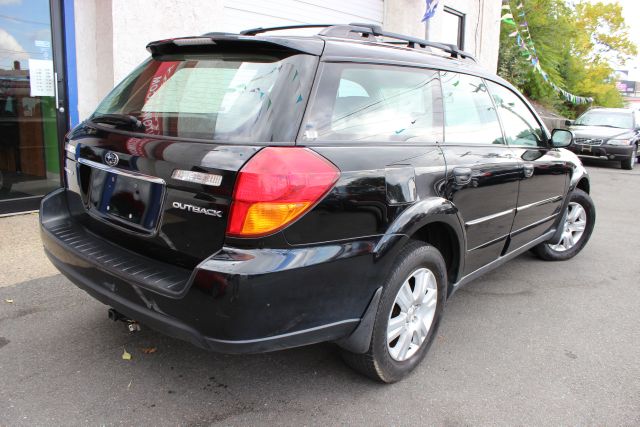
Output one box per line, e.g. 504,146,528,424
0,213,58,287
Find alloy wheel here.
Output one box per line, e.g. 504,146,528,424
387,267,438,362
548,202,587,252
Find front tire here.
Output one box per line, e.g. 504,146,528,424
532,189,595,261
621,145,637,170
341,241,446,383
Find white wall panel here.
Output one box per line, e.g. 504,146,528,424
73,0,501,121
221,0,384,33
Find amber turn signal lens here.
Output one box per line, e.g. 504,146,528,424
240,202,311,235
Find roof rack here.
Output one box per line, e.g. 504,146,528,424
320,23,477,62
237,23,476,62
240,24,334,36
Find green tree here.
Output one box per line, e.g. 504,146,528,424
497,0,637,115
573,2,637,62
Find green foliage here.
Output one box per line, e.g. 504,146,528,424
497,0,636,115
573,2,637,62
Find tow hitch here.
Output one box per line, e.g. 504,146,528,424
108,308,141,332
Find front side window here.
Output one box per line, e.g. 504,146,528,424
441,72,504,145
487,81,545,147
302,64,443,143
93,53,317,142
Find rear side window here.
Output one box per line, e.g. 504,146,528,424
441,72,504,145
487,81,544,147
302,64,443,142
93,53,317,142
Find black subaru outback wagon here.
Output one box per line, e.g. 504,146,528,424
40,24,595,382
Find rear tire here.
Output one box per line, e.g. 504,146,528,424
621,145,637,170
341,241,446,383
532,189,595,261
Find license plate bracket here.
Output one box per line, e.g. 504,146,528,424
86,166,165,233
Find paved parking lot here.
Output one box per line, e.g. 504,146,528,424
1,160,639,426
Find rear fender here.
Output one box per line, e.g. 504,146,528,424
339,198,465,354
374,197,466,287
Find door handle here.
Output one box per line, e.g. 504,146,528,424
523,163,534,178
452,167,472,186
54,72,59,109
54,72,65,113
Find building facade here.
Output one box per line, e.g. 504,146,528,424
0,0,501,214
615,68,640,109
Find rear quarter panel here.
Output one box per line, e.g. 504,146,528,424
284,144,448,245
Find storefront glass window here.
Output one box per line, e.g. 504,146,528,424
0,0,61,212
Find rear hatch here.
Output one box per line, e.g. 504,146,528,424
64,36,321,267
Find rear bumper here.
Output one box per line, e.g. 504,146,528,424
568,143,634,160
41,188,389,353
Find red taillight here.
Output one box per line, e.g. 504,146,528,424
226,147,340,237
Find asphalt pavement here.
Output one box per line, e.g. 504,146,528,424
1,160,639,426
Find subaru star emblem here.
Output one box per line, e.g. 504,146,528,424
104,151,119,167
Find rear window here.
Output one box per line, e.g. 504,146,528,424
92,53,317,142
302,63,443,143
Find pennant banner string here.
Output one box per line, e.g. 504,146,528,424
501,0,593,104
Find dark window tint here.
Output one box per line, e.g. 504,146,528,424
487,81,544,147
92,53,317,142
441,72,503,145
303,64,443,142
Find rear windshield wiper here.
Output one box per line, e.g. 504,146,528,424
90,114,145,132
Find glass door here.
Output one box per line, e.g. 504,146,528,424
0,0,66,214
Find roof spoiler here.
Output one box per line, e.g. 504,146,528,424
146,34,324,57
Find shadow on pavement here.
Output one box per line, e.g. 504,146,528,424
579,156,631,170
0,276,388,424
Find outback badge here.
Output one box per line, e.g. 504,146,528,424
172,202,222,218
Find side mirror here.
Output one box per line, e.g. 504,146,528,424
551,129,573,148
564,119,574,126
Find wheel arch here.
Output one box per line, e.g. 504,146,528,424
374,197,466,295
576,177,590,194
411,221,462,292
569,161,590,195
